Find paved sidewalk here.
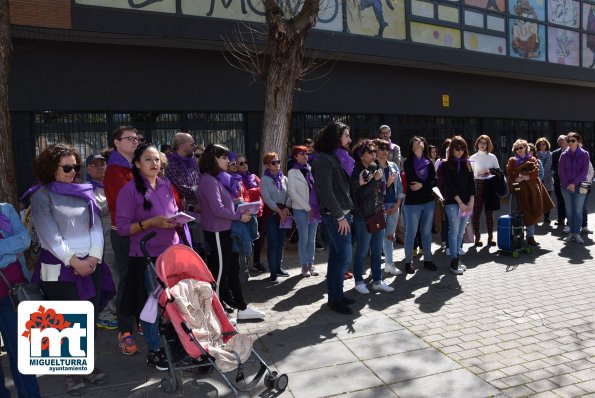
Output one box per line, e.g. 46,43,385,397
5,196,595,397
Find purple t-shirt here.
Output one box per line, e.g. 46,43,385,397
197,173,242,232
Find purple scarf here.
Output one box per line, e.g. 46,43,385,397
264,169,284,191
0,213,12,234
293,162,321,221
413,154,430,181
21,182,101,227
239,170,258,190
454,156,470,173
515,153,531,166
334,148,355,176
216,172,242,198
87,176,104,190
167,153,197,171
107,150,132,169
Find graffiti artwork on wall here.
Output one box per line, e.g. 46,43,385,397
509,0,546,20
548,27,579,64
411,22,462,48
346,0,406,39
584,4,595,67
464,31,507,55
509,0,545,60
547,0,579,27
465,0,506,12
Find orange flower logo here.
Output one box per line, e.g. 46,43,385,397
22,305,72,350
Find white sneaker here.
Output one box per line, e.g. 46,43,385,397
458,247,467,256
237,306,266,320
563,225,570,234
575,235,585,244
563,233,575,242
450,266,464,275
459,263,467,272
227,314,237,326
354,283,370,295
309,265,320,276
384,263,403,276
372,281,394,293
581,226,593,234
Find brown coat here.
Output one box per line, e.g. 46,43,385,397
507,157,555,226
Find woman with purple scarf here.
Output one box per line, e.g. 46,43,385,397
26,143,113,395
559,132,591,244
402,136,438,275
260,152,292,282
287,145,321,278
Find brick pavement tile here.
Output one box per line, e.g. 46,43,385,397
548,373,584,387
529,392,564,398
521,352,549,362
478,344,505,355
565,358,595,371
551,385,587,398
524,360,555,371
499,356,528,367
525,379,560,393
478,361,506,372
478,369,508,382
562,350,593,361
523,368,556,382
457,348,484,359
501,364,531,377
576,378,595,392
503,385,538,398
499,374,534,387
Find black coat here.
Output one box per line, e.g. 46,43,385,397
484,168,507,211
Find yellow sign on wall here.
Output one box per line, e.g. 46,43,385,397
442,94,450,107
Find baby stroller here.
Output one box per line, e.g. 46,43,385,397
140,232,288,396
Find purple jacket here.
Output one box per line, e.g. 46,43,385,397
116,177,180,257
197,173,242,232
558,147,590,188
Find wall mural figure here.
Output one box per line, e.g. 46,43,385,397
360,0,395,37
485,0,501,12
511,0,541,59
588,5,595,67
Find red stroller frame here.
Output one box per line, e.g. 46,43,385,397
139,232,288,396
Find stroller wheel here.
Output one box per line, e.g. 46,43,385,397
275,374,289,392
264,371,277,388
161,377,178,394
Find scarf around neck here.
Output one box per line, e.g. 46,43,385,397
413,154,430,181
239,170,258,190
107,150,132,169
293,162,320,222
87,175,104,190
167,152,197,171
216,172,242,198
453,156,470,173
0,212,11,234
264,169,284,191
334,148,355,176
514,153,531,166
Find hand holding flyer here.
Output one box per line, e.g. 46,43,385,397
169,212,196,225
237,202,260,215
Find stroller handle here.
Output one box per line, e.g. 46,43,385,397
140,231,157,259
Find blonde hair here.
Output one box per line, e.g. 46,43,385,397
511,139,528,154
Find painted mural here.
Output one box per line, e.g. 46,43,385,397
464,31,507,54
509,0,546,21
411,22,462,48
584,3,595,32
510,18,545,60
346,0,406,39
584,34,595,67
75,0,176,12
547,27,580,64
547,0,579,27
464,0,506,12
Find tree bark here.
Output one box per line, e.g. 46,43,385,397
259,0,319,172
0,0,17,206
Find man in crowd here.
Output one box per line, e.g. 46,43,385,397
378,124,402,168
104,126,140,355
551,134,568,231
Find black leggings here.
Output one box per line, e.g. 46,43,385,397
204,230,247,310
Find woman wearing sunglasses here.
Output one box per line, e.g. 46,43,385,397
506,139,554,246
559,132,591,244
261,152,292,282
403,136,438,274
442,136,475,274
26,143,113,395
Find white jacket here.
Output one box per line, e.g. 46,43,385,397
287,168,311,211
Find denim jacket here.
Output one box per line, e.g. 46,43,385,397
0,203,32,280
231,210,259,256
381,161,405,203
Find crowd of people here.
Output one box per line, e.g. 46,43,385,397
0,122,592,396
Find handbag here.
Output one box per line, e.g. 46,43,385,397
140,284,163,323
463,222,475,244
365,212,386,233
0,268,45,310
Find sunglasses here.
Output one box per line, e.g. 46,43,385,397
452,146,464,151
59,164,81,173
365,149,377,154
567,139,577,143
377,145,388,151
515,146,525,151
270,160,281,166
119,136,140,143
238,161,247,166
194,153,202,158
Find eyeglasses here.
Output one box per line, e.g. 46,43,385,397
567,139,577,143
514,146,525,151
119,136,140,143
365,149,377,154
194,153,202,158
229,162,237,166
58,164,81,173
270,160,281,166
478,141,487,145
238,161,247,166
453,146,464,151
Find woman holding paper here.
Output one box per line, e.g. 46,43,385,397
469,135,500,246
116,143,181,371
441,136,475,275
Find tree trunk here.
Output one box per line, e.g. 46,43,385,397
259,0,319,172
0,0,17,206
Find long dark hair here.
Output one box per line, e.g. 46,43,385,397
34,143,82,185
131,143,158,210
314,121,349,154
408,136,428,158
446,136,472,172
199,144,229,176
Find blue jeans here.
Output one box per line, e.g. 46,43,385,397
445,205,471,259
293,209,318,266
353,216,384,284
266,215,287,275
383,204,399,266
562,187,587,234
140,264,161,351
583,191,590,228
321,213,353,302
403,201,435,263
526,224,535,238
0,297,41,398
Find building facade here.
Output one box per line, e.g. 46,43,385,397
8,0,595,193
